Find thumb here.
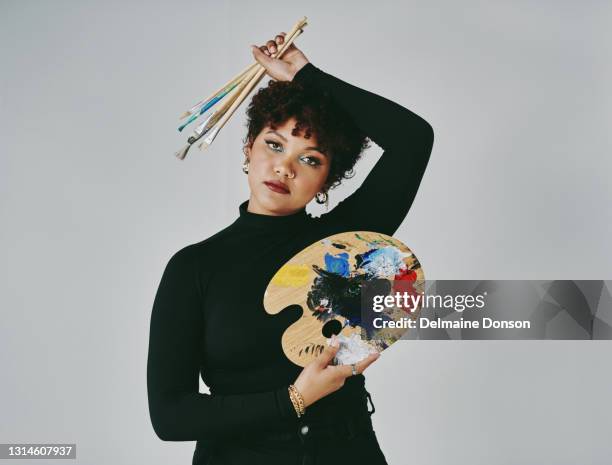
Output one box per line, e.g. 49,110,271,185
317,341,339,367
251,45,274,67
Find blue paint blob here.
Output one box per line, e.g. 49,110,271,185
324,252,350,277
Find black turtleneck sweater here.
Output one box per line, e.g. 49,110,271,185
147,63,434,450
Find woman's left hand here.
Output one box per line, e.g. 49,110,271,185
251,31,310,82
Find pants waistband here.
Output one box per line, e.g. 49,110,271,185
243,411,374,443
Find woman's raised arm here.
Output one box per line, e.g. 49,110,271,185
293,62,434,235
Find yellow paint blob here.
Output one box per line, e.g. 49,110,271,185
271,264,313,287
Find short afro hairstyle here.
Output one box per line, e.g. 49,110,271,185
243,79,370,191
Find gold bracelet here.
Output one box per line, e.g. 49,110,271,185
292,386,305,416
289,388,304,418
288,385,301,417
288,384,305,417
288,389,301,417
294,385,305,415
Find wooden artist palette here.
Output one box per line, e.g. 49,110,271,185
263,231,424,367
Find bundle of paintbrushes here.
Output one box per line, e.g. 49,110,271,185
174,17,308,160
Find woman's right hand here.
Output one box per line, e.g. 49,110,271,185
251,31,310,82
292,335,380,408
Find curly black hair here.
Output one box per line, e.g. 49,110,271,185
243,79,370,192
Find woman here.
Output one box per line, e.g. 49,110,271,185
147,32,434,465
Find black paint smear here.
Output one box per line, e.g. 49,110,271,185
306,264,370,328
299,342,326,357
405,257,422,274
331,242,347,249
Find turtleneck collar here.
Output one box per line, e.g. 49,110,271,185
234,199,311,231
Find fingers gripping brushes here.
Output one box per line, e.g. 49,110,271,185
174,17,308,160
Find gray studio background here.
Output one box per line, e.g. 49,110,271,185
1,1,611,464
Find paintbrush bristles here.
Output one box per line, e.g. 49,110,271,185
197,126,220,152
175,144,191,160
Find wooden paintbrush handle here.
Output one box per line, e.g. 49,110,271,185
182,17,307,120
203,27,306,141
180,63,256,119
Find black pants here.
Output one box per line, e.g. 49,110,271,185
198,395,388,465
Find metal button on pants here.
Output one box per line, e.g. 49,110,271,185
204,412,388,464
